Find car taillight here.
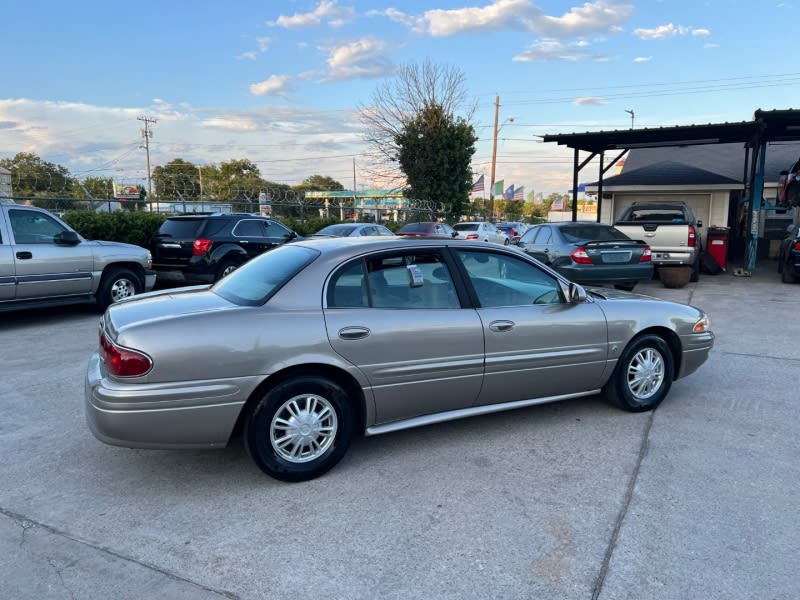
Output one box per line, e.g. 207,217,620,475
793,241,800,251
193,238,213,256
99,332,152,377
640,245,652,262
571,246,592,264
465,233,479,240
687,225,696,248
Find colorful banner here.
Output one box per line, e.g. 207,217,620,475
471,174,485,192
513,186,524,201
503,184,514,200
492,179,504,196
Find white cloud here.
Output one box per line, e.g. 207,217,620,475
256,36,272,51
379,0,632,37
633,56,652,62
271,0,355,28
538,1,633,36
201,117,259,132
573,97,607,106
249,75,294,98
704,42,720,48
324,37,395,81
237,51,258,60
633,23,709,40
513,38,608,62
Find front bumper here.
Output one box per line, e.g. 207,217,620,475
144,269,157,292
677,331,715,379
559,263,654,285
84,353,255,449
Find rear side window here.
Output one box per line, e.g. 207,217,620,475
158,218,205,239
213,245,318,306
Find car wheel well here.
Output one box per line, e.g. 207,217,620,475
230,364,366,440
101,262,146,283
631,326,682,376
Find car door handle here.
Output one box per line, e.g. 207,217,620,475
489,320,514,332
338,326,370,340
16,251,33,260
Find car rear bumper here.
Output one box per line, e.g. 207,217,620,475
84,353,253,449
558,263,654,285
651,250,697,266
152,268,214,284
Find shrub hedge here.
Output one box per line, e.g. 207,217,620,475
62,211,168,249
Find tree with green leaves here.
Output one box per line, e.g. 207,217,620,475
395,103,477,218
0,152,75,197
153,158,200,200
292,174,344,193
361,61,477,220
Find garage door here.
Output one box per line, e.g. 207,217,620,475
612,194,709,225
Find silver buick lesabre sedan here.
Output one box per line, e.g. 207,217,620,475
85,237,714,482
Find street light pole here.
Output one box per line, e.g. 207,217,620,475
625,109,635,129
489,96,514,221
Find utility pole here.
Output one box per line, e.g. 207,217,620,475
489,95,500,220
352,157,357,221
138,115,157,199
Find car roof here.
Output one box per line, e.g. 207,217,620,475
292,236,514,257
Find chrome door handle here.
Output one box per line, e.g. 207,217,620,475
338,326,370,340
489,320,514,332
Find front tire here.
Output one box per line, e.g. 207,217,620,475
603,334,674,412
244,376,355,482
97,267,141,310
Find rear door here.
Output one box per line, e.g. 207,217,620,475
324,248,484,425
0,215,15,301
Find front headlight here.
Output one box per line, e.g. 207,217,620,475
692,314,710,333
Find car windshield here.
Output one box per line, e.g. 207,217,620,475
212,245,319,306
315,224,356,236
560,225,630,243
454,223,479,231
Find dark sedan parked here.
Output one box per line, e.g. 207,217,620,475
516,221,653,290
778,223,800,283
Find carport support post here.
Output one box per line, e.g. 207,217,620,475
572,148,579,222
746,141,767,271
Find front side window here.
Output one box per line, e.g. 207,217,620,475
264,220,291,238
9,209,68,244
455,250,564,307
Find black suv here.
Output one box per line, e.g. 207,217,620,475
150,213,299,284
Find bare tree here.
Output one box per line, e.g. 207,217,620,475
360,61,476,187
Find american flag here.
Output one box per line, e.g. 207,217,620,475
471,174,484,192
512,186,524,201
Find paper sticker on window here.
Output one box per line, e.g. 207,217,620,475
407,265,424,287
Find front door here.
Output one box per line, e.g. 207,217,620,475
8,209,94,300
453,248,608,406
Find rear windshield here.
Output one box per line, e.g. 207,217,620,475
454,223,479,231
398,223,428,233
561,225,629,242
316,224,356,236
157,218,205,239
212,245,319,306
623,208,687,223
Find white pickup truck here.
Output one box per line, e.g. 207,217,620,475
614,201,703,282
0,202,155,311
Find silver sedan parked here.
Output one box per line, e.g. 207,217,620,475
85,238,714,482
453,221,510,245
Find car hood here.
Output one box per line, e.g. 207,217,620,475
88,239,150,252
106,287,237,335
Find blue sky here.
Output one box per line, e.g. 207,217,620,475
2,0,800,196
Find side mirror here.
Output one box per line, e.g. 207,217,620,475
568,282,587,303
54,230,80,245
451,231,458,238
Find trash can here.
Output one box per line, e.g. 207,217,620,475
707,227,729,271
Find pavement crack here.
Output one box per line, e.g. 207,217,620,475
0,506,240,599
715,349,800,363
591,408,656,600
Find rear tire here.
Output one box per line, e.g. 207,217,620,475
244,376,354,482
97,268,141,310
782,258,797,283
216,260,239,281
603,334,674,412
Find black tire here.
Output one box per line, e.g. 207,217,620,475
782,258,797,283
689,257,700,282
97,267,141,310
215,260,239,281
602,334,674,412
503,238,510,246
244,376,355,482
